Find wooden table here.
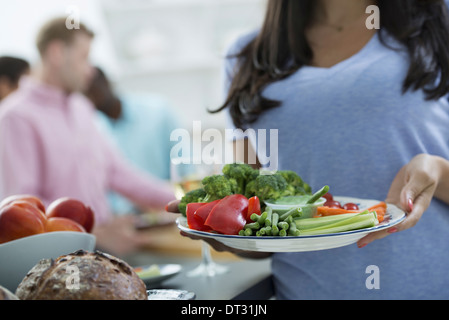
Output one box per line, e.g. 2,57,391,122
127,251,273,300
127,220,274,300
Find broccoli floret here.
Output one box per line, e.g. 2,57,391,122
302,182,312,194
244,179,257,198
253,173,291,202
222,163,256,195
243,167,260,198
178,188,207,216
278,170,302,187
246,167,260,181
201,174,235,202
278,170,312,195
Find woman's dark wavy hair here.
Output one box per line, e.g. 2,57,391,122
212,0,449,129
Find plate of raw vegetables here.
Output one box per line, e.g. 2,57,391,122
175,163,406,252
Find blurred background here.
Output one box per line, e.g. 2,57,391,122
0,0,268,262
0,0,266,130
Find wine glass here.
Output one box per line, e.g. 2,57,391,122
170,155,229,277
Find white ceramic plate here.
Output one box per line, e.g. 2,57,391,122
136,264,182,288
176,196,406,252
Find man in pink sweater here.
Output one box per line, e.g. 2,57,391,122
0,18,176,255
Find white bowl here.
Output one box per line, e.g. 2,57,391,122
0,231,96,292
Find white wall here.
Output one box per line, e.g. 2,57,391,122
0,0,118,71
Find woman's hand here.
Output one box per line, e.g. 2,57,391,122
93,215,152,257
357,154,446,248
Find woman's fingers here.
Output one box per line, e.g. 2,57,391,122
166,199,181,213
358,154,439,248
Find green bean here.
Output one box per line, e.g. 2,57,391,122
244,228,253,236
279,207,302,221
245,221,260,230
288,229,301,236
270,213,279,236
250,213,258,222
259,226,272,236
264,207,273,227
272,212,279,225
288,217,300,236
306,185,330,204
264,226,272,236
277,221,289,230
279,229,287,237
257,211,268,225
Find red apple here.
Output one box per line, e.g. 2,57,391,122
0,194,46,213
0,201,46,244
46,198,95,233
46,217,85,233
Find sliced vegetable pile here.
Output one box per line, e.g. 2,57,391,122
179,163,386,237
240,207,380,237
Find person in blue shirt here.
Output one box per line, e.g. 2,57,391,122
168,0,449,299
86,67,179,214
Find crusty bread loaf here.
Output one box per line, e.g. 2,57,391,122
0,285,19,300
15,250,147,300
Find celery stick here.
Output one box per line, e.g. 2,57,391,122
298,210,370,231
295,213,359,230
299,216,376,235
299,211,377,235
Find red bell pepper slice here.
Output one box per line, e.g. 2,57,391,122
194,199,221,224
204,194,248,235
186,202,207,231
246,196,261,222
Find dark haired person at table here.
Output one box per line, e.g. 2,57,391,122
0,56,29,101
168,0,449,299
0,18,176,256
86,67,178,215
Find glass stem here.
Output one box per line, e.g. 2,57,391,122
201,242,215,276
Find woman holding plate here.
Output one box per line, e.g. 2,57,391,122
168,0,449,299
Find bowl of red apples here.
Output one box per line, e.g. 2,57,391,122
0,195,96,291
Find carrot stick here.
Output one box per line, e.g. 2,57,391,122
315,207,360,217
315,201,387,220
367,202,387,211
